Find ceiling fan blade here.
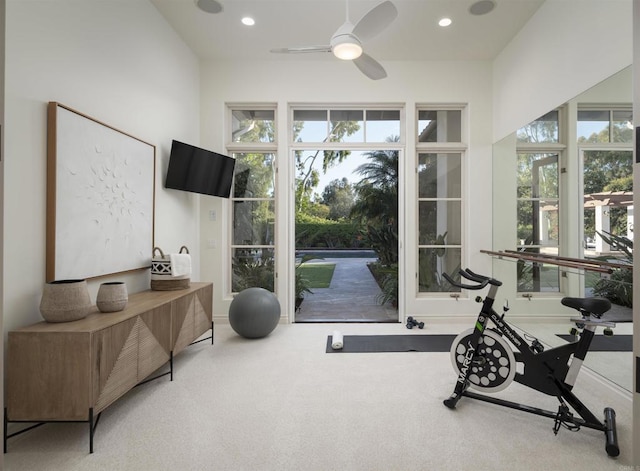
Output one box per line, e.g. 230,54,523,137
353,53,387,80
352,1,398,42
270,46,332,54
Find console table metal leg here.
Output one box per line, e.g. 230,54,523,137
4,408,7,453
89,408,94,453
88,408,103,453
170,351,174,381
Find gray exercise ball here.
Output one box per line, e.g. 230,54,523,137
229,287,281,338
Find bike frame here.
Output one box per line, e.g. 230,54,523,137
443,269,619,457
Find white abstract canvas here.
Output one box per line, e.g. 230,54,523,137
48,103,155,281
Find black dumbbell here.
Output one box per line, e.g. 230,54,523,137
406,316,424,329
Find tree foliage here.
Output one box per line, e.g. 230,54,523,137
322,178,355,220
583,150,632,237
294,120,360,212
350,138,399,266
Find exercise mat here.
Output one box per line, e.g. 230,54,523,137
326,334,456,353
601,304,632,323
556,334,632,352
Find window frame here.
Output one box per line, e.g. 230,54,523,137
415,105,467,297
289,104,404,147
515,108,566,296
577,104,633,144
226,104,278,296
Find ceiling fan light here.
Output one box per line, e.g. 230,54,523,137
332,35,363,60
333,43,362,60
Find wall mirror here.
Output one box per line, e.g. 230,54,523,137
491,66,633,392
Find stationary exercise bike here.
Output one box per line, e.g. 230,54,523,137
442,268,620,458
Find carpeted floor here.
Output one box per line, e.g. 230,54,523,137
3,323,633,471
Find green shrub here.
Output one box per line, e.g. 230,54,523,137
365,225,398,266
369,262,398,307
591,231,633,307
232,254,274,293
296,221,363,248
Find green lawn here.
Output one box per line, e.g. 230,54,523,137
297,263,336,288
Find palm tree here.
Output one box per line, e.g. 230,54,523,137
350,138,399,266
349,139,399,306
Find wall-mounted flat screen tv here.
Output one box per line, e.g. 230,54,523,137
165,140,236,198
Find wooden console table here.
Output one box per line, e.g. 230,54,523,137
4,282,213,453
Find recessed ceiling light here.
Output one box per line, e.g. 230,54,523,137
241,17,255,26
469,0,496,16
195,0,223,14
438,17,452,27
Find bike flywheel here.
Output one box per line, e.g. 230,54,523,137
450,328,516,393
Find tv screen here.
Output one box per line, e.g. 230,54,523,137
165,140,236,198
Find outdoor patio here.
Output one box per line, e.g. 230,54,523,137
295,257,398,323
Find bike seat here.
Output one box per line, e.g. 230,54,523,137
561,297,611,317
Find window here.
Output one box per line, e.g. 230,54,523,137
228,106,277,293
417,152,462,292
416,106,465,293
578,107,633,297
517,110,559,144
577,108,633,143
293,108,401,143
418,110,462,143
516,111,562,293
232,109,275,143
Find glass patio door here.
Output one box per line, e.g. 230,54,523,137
289,106,402,322
293,147,399,322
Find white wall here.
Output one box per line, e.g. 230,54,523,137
493,0,632,142
199,59,494,320
3,0,201,336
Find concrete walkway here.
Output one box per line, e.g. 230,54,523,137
295,258,398,323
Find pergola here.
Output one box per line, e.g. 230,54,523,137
583,190,633,252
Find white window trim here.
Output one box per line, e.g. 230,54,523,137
414,105,467,298
288,103,405,318
515,109,565,297
226,103,279,298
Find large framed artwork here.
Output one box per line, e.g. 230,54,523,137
46,102,156,282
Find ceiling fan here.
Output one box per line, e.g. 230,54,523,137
270,0,398,80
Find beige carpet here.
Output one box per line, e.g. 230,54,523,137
4,322,633,470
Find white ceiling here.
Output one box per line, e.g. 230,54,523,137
150,0,545,63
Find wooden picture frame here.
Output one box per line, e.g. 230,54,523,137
46,102,155,282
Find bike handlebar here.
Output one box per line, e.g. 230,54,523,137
443,268,502,290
